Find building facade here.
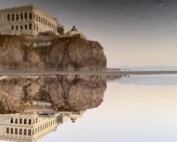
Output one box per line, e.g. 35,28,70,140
0,113,57,142
0,111,85,142
57,111,85,123
0,5,59,35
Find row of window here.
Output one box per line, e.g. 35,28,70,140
6,127,32,136
6,119,56,136
34,119,56,134
10,117,38,125
7,13,32,21
34,14,56,29
11,24,33,31
11,23,57,32
6,13,57,30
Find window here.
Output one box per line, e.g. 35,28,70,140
16,14,19,21
20,118,22,124
35,128,37,133
25,25,28,30
24,119,27,124
29,23,32,30
12,14,14,21
11,118,13,123
11,128,13,134
15,128,18,135
19,129,22,135
33,13,35,19
34,24,36,30
15,118,18,123
24,129,27,135
16,26,18,31
45,19,47,25
7,14,10,21
20,25,23,30
29,119,31,124
28,129,31,136
20,13,23,20
42,18,44,24
24,13,28,20
6,128,9,134
29,13,32,19
36,15,38,21
39,16,41,22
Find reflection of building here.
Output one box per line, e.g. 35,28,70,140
24,101,55,114
57,111,85,123
0,111,85,142
0,113,57,142
0,5,59,35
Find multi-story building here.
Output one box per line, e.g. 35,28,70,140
0,5,59,35
0,111,85,142
0,113,58,142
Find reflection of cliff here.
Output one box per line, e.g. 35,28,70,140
0,75,107,113
0,35,106,70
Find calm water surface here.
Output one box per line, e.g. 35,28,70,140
0,75,177,142
39,75,177,142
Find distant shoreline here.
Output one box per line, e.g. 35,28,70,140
0,70,177,76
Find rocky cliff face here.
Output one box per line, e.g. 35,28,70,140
0,75,107,113
0,35,107,70
0,35,107,113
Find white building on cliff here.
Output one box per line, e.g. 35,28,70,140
0,5,59,35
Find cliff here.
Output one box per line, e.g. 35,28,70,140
0,34,107,113
0,35,107,70
0,75,107,113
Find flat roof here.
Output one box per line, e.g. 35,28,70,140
0,4,58,22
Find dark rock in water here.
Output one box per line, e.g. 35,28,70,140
0,75,107,113
0,35,107,70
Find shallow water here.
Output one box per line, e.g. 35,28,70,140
0,74,177,142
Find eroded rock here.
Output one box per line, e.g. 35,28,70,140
0,75,107,113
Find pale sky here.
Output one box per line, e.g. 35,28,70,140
0,0,177,68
